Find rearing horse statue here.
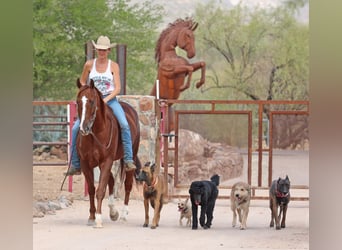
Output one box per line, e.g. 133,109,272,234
150,17,206,103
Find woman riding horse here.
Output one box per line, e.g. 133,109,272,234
67,35,141,227
66,35,136,175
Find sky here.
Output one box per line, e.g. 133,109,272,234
133,0,308,27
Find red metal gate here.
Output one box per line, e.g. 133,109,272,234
156,99,309,201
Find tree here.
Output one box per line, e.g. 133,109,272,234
188,1,309,149
193,1,309,103
33,0,163,100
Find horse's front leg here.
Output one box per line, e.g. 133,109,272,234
94,160,112,228
190,61,206,88
161,65,194,91
81,162,96,226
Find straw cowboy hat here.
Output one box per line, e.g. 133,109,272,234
92,36,116,50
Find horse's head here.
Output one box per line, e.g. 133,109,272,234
155,18,199,62
177,21,198,59
76,79,99,136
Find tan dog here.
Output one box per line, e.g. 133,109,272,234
178,197,192,226
136,162,167,229
230,181,251,230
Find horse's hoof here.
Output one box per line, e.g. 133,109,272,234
143,223,148,227
120,216,127,222
110,213,119,221
87,219,95,226
119,206,128,221
151,225,156,229
196,82,204,88
93,224,103,229
109,207,119,221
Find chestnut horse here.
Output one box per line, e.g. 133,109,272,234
150,18,206,131
76,79,141,228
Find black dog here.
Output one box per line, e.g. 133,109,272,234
269,175,291,230
189,174,220,230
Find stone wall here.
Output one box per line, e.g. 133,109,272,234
117,95,157,165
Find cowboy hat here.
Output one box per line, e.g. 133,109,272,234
92,36,116,50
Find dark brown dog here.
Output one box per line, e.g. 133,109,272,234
269,175,291,230
137,162,167,229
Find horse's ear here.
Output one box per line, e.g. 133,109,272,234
191,22,198,31
76,78,82,89
89,79,95,88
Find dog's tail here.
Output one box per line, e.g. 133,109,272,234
210,174,220,186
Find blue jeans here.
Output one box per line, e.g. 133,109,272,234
71,96,134,169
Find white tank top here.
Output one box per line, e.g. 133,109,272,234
89,59,114,95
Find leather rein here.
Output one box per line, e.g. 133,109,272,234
79,86,114,150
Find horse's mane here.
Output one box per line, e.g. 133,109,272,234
155,17,196,63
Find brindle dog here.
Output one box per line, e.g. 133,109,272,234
269,175,291,230
137,162,167,229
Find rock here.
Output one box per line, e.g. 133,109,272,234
168,129,243,183
48,201,62,210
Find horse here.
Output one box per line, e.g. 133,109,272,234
149,18,206,131
75,78,141,228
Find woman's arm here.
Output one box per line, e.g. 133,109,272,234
103,61,121,103
79,60,93,86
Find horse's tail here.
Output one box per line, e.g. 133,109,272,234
134,155,142,178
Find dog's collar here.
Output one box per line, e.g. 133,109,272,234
276,190,289,198
276,182,289,198
183,207,189,213
144,176,158,189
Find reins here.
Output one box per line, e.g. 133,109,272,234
79,86,114,150
89,117,114,149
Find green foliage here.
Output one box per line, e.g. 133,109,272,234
33,0,163,100
193,1,309,103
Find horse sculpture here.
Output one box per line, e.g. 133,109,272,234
150,18,206,131
76,78,141,228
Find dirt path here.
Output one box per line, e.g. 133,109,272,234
33,198,309,250
33,166,309,250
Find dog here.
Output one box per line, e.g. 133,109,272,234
136,162,167,229
177,197,192,227
230,181,251,230
269,175,291,230
189,174,220,230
